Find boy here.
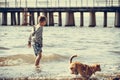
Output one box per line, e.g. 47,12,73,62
28,16,47,68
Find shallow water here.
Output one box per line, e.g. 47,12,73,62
0,26,120,79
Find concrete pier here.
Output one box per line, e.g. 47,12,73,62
29,12,32,25
17,12,20,25
114,11,120,27
37,12,40,23
80,12,84,27
2,12,7,25
31,12,35,25
37,12,40,18
89,12,96,27
11,12,17,25
29,12,35,25
22,12,28,25
65,12,75,26
58,12,62,26
0,6,120,27
11,12,13,25
104,12,107,27
49,12,54,26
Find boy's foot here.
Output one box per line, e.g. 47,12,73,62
35,65,40,68
35,65,41,73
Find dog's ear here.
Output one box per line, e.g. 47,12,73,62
96,64,101,71
96,64,100,68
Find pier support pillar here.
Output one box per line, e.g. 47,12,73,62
114,11,120,27
2,12,7,25
80,12,84,27
65,12,75,27
37,12,40,18
17,12,20,25
49,12,54,26
29,12,35,26
103,12,107,27
89,12,96,27
42,12,48,26
29,12,32,25
31,12,35,25
11,12,13,25
11,12,17,25
22,12,28,26
58,12,62,26
37,12,40,23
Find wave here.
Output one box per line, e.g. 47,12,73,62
0,54,68,66
109,50,120,54
0,47,10,50
42,53,68,62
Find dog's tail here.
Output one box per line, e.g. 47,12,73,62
70,55,77,63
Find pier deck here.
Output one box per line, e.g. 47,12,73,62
0,7,120,12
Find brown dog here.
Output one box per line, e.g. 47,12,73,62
69,55,101,79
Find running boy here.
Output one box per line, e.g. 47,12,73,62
28,16,47,68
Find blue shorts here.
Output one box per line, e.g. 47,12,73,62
33,42,42,56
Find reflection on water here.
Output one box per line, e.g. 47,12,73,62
0,26,120,79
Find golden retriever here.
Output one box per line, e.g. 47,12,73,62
69,55,101,79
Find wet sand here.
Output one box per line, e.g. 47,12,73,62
0,76,120,80
0,69,120,80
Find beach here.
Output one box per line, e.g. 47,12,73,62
0,26,120,80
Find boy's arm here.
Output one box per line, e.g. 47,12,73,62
28,33,33,43
28,34,32,42
28,28,35,47
28,33,32,48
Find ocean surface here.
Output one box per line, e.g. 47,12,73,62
0,26,120,79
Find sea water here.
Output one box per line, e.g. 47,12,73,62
0,26,120,79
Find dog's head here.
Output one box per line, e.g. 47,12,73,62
70,62,79,75
95,64,101,72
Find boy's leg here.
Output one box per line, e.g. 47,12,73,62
35,52,42,67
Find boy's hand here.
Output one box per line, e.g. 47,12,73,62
28,41,31,48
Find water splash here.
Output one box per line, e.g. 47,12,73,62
0,54,68,66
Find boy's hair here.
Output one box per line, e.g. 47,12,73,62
38,16,47,23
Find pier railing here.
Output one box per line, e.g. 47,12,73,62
0,0,120,8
